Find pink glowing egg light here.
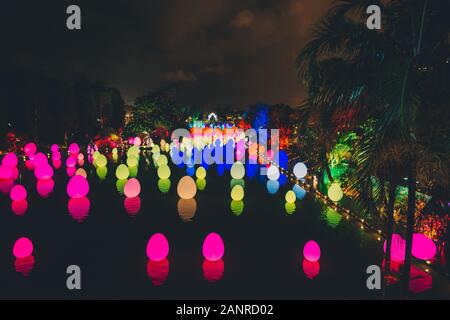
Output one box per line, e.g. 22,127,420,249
12,200,28,215
51,152,62,161
2,153,18,168
24,143,37,156
34,153,48,167
34,164,54,180
50,144,59,153
66,157,77,168
69,143,80,155
52,159,62,169
0,165,13,179
202,232,225,262
66,167,76,177
10,185,27,201
146,233,170,262
383,233,406,262
412,233,437,261
67,175,89,199
13,237,34,259
303,240,321,262
124,178,141,198
36,179,55,198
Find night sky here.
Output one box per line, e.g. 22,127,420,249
0,0,332,108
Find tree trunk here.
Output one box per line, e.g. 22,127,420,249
322,147,334,183
403,158,416,294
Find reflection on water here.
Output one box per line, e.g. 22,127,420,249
230,200,244,216
321,207,342,229
36,179,55,198
293,184,306,200
66,167,76,177
12,200,28,216
196,178,206,191
0,178,14,195
68,197,90,222
302,259,320,280
177,198,197,222
147,259,169,286
14,255,35,276
230,179,245,189
157,179,171,193
129,166,138,178
96,166,108,180
203,259,224,283
382,259,433,294
285,202,296,215
266,180,279,195
124,197,141,216
116,179,127,195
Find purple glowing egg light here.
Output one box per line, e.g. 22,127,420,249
66,175,89,199
10,185,27,201
146,233,170,262
13,237,34,259
202,232,225,262
303,240,321,262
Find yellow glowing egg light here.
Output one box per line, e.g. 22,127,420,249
157,164,171,180
164,144,170,153
75,168,87,178
116,179,127,194
93,151,100,161
152,145,160,154
128,146,140,158
116,164,130,180
177,176,197,200
160,139,166,148
96,166,108,180
95,154,107,168
156,155,168,167
129,165,138,178
328,183,344,202
230,161,245,179
112,148,118,155
285,202,296,215
231,185,244,201
196,166,207,179
285,190,296,204
127,155,138,168
157,179,171,193
230,200,244,216
196,178,206,191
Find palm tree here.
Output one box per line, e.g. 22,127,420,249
297,0,450,294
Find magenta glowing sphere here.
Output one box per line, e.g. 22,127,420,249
10,185,27,201
0,179,14,195
34,164,54,180
24,143,37,156
303,240,321,262
202,232,225,262
52,152,62,161
34,153,48,167
124,178,141,198
52,159,62,169
383,233,406,262
67,175,89,199
25,160,35,170
0,165,13,179
36,179,55,198
13,237,34,259
146,233,170,261
66,157,76,168
2,153,18,168
50,144,59,153
412,233,437,261
69,143,80,155
66,167,76,177
134,136,142,147
68,197,90,222
12,200,28,216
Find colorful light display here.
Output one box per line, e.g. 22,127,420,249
146,233,170,261
67,175,89,199
230,185,244,201
202,233,225,262
303,240,321,262
177,176,197,199
327,183,343,202
10,185,27,201
124,178,141,198
293,162,308,179
285,190,296,204
13,237,34,259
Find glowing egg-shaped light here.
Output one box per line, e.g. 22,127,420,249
24,143,37,156
129,165,138,178
202,233,225,262
128,146,140,157
156,155,168,167
196,178,206,191
2,153,18,168
13,237,34,259
302,259,320,280
231,185,244,201
10,185,27,201
96,166,108,180
116,179,127,194
126,155,138,168
51,151,61,161
112,148,118,155
34,164,54,180
285,202,296,215
230,200,244,216
412,233,437,261
34,152,48,167
66,167,76,177
383,234,406,262
196,166,207,179
327,183,343,202
67,175,89,199
146,233,169,261
75,168,87,178
66,157,76,168
303,240,321,262
115,164,130,180
157,165,171,180
50,144,59,153
124,178,141,198
93,151,100,160
177,176,197,199
230,161,245,179
293,184,306,200
293,162,308,179
52,159,62,169
152,145,160,154
68,143,80,155
285,190,296,204
95,154,107,168
0,179,14,195
134,136,142,147
12,200,28,216
0,165,13,179
36,179,54,198
77,153,84,161
267,165,280,181
157,179,171,193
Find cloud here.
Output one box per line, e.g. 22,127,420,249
164,69,197,83
231,10,254,28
